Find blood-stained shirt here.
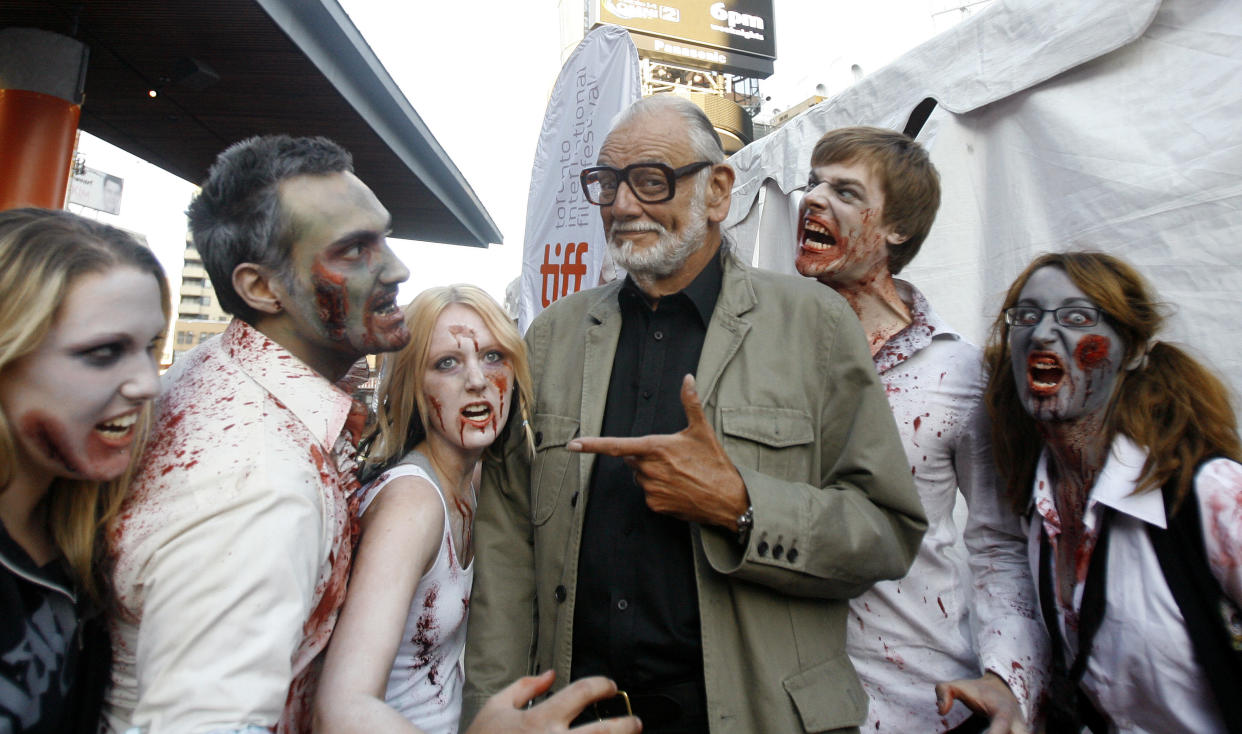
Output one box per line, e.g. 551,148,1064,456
102,318,364,734
848,281,1048,731
1030,434,1242,733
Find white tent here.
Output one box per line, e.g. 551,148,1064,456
724,0,1242,400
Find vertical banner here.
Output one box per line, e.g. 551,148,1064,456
518,24,640,333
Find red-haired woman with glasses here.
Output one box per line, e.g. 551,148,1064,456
984,251,1242,733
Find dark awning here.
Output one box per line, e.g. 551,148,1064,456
1,0,502,246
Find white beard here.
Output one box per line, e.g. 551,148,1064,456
607,186,708,284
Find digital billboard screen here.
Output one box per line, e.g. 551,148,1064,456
594,0,776,61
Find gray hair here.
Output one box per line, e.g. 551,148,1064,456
611,94,725,164
186,135,353,324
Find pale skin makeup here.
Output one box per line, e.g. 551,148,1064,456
242,171,411,382
315,303,513,733
795,158,1027,731
0,267,164,564
317,304,640,733
1008,265,1127,606
794,159,911,355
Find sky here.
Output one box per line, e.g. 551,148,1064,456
68,0,987,306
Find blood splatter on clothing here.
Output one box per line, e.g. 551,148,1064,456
1029,438,1242,732
848,281,1047,732
103,319,364,733
352,454,473,731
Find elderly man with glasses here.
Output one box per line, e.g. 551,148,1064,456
463,94,925,734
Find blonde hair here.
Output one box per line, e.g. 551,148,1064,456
0,209,171,605
364,285,533,474
983,251,1240,513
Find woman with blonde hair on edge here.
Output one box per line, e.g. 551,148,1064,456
983,251,1241,733
316,284,535,733
0,208,170,732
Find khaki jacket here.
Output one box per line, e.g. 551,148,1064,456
464,252,926,732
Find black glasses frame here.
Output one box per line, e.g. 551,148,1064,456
579,161,713,206
1004,306,1103,328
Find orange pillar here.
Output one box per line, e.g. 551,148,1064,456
0,28,89,211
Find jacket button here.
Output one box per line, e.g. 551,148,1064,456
535,431,543,447
772,544,784,560
757,541,769,556
554,585,566,602
786,547,799,563
570,491,579,507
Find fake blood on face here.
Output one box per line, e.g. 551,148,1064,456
487,371,509,433
311,261,350,341
1074,334,1111,370
427,395,446,432
448,324,479,353
19,410,132,480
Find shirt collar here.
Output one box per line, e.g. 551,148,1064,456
1032,434,1167,529
872,279,959,374
222,319,356,448
1089,434,1167,527
618,246,723,326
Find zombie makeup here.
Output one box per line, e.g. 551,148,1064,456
277,172,411,375
421,304,515,455
1007,266,1126,424
305,247,407,353
0,267,165,484
794,160,904,290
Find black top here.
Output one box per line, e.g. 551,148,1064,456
0,522,109,734
571,251,723,690
0,522,79,734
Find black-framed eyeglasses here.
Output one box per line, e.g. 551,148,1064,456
580,161,713,206
1004,306,1102,328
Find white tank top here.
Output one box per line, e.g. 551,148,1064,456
356,452,473,734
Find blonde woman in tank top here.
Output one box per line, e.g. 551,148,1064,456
316,285,533,733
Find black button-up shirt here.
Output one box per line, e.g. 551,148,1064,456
570,251,723,691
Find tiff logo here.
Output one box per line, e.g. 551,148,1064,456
541,241,588,307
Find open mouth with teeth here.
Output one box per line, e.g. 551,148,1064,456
370,289,400,317
94,409,140,447
460,402,493,428
363,289,409,347
799,215,838,252
1027,352,1065,395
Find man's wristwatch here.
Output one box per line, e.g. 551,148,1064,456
736,505,754,544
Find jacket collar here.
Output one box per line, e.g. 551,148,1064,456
0,521,74,602
577,246,755,488
584,246,760,394
617,246,723,327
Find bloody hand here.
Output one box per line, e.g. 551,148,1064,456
934,672,1028,734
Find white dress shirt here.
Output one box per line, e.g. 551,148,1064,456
1030,434,1242,733
848,281,1049,731
103,319,361,734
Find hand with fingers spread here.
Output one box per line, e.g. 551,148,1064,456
567,373,748,529
934,672,1028,734
465,671,642,734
